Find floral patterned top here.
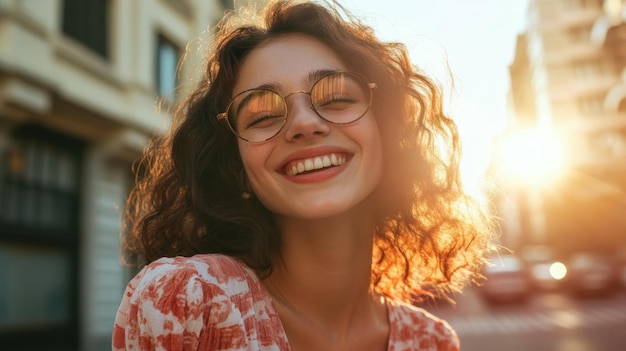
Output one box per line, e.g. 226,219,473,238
112,254,459,351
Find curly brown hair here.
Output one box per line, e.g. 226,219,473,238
122,0,494,302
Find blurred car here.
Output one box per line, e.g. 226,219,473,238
615,246,626,290
520,245,567,291
564,251,616,296
479,254,531,304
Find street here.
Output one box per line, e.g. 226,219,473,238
424,288,626,351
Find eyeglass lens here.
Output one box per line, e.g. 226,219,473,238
226,72,371,142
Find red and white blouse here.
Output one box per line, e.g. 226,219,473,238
112,254,459,351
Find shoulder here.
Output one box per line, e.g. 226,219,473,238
125,254,258,302
113,254,273,350
387,300,459,351
141,253,252,280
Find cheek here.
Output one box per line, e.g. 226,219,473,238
367,116,384,163
238,143,270,190
371,135,384,185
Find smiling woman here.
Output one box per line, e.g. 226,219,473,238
112,1,495,350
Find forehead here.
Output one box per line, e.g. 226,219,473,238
232,33,347,94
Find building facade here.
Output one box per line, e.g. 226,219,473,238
0,0,238,350
504,0,626,252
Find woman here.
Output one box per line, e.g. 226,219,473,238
112,0,493,350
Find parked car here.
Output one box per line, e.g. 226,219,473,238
520,245,567,291
614,246,626,290
564,251,616,296
479,254,531,304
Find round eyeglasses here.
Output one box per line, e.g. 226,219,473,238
217,71,376,142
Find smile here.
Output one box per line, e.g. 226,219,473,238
285,153,347,176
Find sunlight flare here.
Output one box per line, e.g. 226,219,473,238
495,129,567,186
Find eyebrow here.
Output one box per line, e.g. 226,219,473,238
307,68,340,86
250,68,342,94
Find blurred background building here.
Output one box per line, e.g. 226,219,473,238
0,0,255,350
497,0,626,257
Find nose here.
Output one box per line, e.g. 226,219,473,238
282,93,331,141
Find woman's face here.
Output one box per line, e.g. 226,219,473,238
233,33,383,220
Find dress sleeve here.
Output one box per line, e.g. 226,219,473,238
112,259,214,351
432,318,460,351
387,300,460,351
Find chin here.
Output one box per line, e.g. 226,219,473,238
277,196,377,221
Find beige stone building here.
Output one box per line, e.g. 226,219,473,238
504,0,626,252
0,0,247,349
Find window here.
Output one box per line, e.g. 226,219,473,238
572,59,607,81
0,244,71,327
567,26,591,44
562,0,602,10
578,95,604,116
0,125,82,349
618,98,626,113
582,0,603,9
589,131,626,158
156,34,180,99
220,0,235,10
0,133,79,234
62,0,109,58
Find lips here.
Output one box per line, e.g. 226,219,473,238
284,153,348,176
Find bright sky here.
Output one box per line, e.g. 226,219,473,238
342,0,529,132
341,0,530,189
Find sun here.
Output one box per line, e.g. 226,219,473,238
494,128,567,186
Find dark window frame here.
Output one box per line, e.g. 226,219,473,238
62,0,110,59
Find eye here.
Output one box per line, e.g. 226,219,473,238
233,90,286,130
243,113,285,129
312,73,367,109
316,94,359,109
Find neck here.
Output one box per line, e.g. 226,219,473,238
264,212,380,332
262,208,390,350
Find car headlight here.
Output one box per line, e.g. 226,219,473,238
549,261,567,280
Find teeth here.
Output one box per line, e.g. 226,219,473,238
287,153,346,176
323,156,331,167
